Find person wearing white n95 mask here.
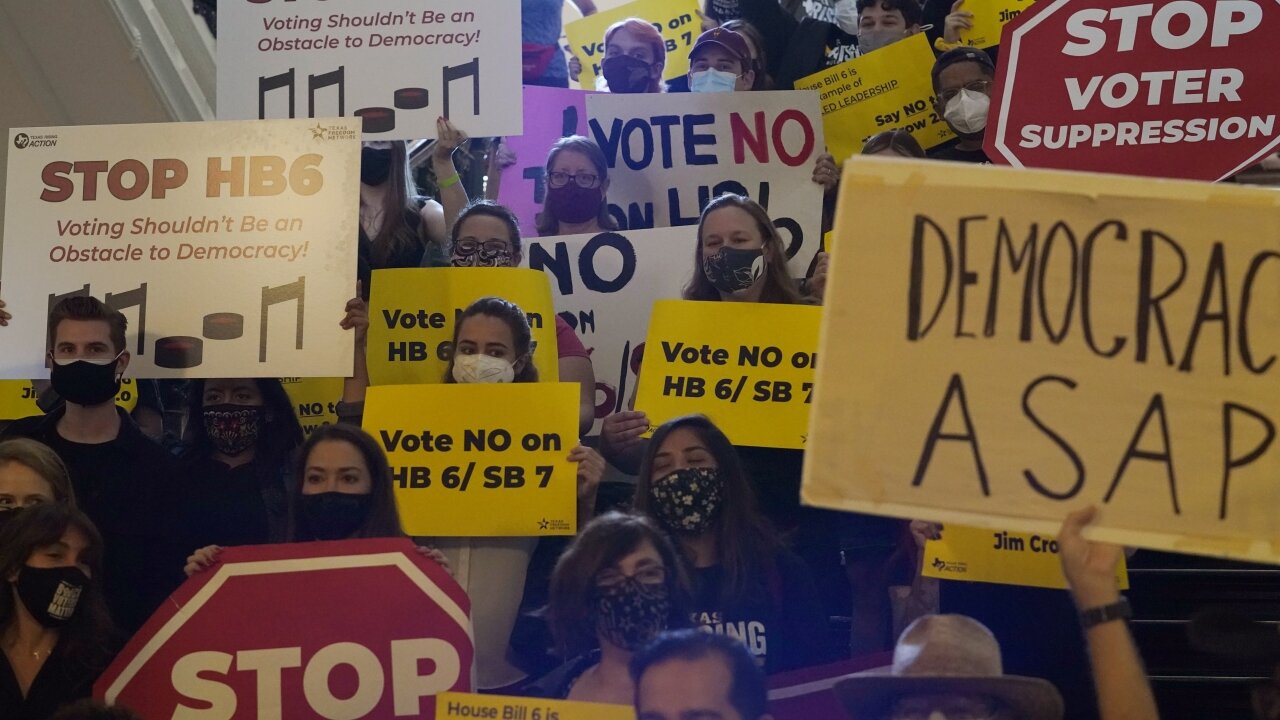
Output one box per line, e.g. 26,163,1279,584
444,297,536,384
928,48,997,164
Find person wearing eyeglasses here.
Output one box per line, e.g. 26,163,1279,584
0,297,181,634
927,48,997,164
526,511,691,703
535,136,620,238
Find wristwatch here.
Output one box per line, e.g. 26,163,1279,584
1079,597,1132,629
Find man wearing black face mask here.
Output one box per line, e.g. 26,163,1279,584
1,297,182,633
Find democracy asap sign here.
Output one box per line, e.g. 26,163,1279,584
587,91,826,277
524,228,691,435
1,119,359,379
804,158,1280,563
96,539,473,719
218,0,522,139
988,0,1280,180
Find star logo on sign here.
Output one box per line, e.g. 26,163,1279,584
538,519,550,530
310,123,327,140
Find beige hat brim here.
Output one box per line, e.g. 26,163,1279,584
833,674,1064,720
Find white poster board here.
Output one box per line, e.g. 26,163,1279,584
217,0,523,139
1,119,360,379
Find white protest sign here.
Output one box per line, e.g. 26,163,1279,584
587,91,826,277
217,0,523,139
1,119,360,379
524,228,691,435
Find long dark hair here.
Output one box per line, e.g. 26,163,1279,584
184,378,304,467
535,136,619,237
862,129,926,158
443,297,539,384
684,194,806,305
285,424,404,541
366,139,426,267
0,504,114,675
548,511,690,656
633,415,781,609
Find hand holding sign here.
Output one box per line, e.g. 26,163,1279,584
944,0,976,44
1058,507,1124,609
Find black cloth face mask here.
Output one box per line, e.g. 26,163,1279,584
14,565,89,628
361,146,394,186
49,352,122,406
594,576,671,650
300,492,371,541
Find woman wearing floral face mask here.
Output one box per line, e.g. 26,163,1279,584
526,511,690,702
0,503,113,719
633,415,829,673
175,378,304,554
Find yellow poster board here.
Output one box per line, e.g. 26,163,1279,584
0,379,138,420
366,268,559,387
802,157,1280,564
958,0,1037,49
566,0,700,90
364,383,579,536
635,300,821,449
923,525,1128,590
437,692,634,720
795,33,954,164
280,377,343,437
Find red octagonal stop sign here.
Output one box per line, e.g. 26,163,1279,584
95,539,473,719
986,0,1280,181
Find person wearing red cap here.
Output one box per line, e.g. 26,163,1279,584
687,27,757,93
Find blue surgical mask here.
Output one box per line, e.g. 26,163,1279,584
690,68,739,93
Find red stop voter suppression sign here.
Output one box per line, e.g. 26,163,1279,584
95,539,473,719
987,0,1280,181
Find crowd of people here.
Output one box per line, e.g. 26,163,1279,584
1,0,1276,718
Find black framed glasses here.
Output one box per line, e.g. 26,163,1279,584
548,171,601,189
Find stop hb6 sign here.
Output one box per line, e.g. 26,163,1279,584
986,0,1280,181
95,539,473,719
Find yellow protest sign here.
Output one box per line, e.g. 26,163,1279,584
803,157,1280,564
366,268,559,387
923,525,1128,590
0,379,138,420
364,383,579,536
280,377,343,437
958,0,1036,49
635,300,820,449
565,0,700,90
437,692,634,720
794,33,954,163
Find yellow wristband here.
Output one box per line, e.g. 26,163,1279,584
438,173,461,189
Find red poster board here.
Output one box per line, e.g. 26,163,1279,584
96,538,473,719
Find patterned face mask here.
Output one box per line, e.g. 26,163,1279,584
450,238,514,268
649,467,725,535
202,404,264,456
594,575,671,651
702,246,765,294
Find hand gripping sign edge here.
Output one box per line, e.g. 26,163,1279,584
94,538,473,713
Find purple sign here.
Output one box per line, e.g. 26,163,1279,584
497,86,592,237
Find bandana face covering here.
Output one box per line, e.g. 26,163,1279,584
649,467,725,535
450,241,514,268
702,246,765,294
594,576,671,650
202,404,264,456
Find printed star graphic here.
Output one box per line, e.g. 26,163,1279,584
310,124,326,139
538,518,550,530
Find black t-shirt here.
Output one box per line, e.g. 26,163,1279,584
928,141,992,164
690,550,832,673
177,456,288,551
2,407,184,633
0,644,93,720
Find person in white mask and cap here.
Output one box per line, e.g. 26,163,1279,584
928,48,997,164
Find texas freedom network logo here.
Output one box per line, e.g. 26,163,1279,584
309,122,357,141
13,132,57,149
